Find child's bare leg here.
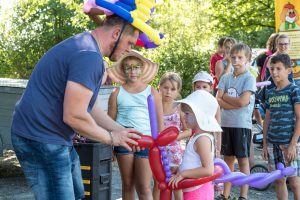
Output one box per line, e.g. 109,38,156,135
135,157,153,200
249,140,255,168
274,178,288,200
116,155,135,200
173,189,182,200
223,155,235,198
237,157,250,198
152,180,159,200
288,176,300,200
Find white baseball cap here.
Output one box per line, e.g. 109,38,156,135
175,90,222,132
192,71,213,84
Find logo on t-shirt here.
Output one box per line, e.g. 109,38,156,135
227,87,239,97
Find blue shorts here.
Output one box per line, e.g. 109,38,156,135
11,132,85,200
114,146,149,158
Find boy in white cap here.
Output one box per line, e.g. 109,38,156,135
192,71,214,92
169,90,222,200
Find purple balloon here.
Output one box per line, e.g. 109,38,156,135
138,32,164,49
147,95,159,139
166,170,172,178
147,95,172,182
213,159,296,188
161,150,167,157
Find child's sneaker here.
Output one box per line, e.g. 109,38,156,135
215,194,235,200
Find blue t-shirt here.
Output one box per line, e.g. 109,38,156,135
265,83,300,144
11,32,104,146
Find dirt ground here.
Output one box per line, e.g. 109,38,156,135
0,147,295,200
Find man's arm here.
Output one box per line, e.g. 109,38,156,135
216,90,240,110
63,81,139,150
222,91,252,107
92,88,122,131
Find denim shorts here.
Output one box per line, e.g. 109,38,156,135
114,146,149,158
11,132,84,200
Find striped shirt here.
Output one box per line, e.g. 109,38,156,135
266,83,300,144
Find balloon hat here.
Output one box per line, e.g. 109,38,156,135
131,94,297,200
83,0,163,48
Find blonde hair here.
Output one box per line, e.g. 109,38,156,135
266,33,279,53
159,72,182,92
230,43,252,61
275,34,290,45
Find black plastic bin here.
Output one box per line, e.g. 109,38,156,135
74,141,113,200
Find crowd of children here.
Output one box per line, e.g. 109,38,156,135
105,33,300,200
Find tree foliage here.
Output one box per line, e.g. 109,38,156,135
0,0,93,78
208,0,275,47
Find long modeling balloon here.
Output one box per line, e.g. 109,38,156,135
214,159,296,188
147,95,172,183
256,81,271,88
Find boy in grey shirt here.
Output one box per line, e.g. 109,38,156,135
216,43,256,200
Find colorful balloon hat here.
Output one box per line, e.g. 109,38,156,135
83,0,163,47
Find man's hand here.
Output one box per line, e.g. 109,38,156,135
111,128,141,151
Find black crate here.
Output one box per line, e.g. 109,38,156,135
83,174,111,200
74,141,113,200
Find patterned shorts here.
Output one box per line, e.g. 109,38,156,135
267,143,300,176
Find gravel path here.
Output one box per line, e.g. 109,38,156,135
0,147,295,200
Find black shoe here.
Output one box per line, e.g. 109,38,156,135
215,194,235,200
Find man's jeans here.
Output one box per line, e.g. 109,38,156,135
11,132,84,200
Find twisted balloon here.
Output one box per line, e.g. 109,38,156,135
83,0,162,45
214,158,296,188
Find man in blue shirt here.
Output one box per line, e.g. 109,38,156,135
11,15,141,199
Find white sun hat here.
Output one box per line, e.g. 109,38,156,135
175,90,222,132
192,71,213,84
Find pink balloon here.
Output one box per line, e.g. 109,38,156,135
256,81,271,88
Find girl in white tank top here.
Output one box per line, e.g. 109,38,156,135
168,90,223,200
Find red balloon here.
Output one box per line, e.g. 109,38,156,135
160,189,172,200
149,147,166,182
135,135,154,148
135,39,145,47
155,126,179,146
158,182,168,190
171,165,224,189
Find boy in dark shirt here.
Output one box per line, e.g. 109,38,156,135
262,53,300,200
